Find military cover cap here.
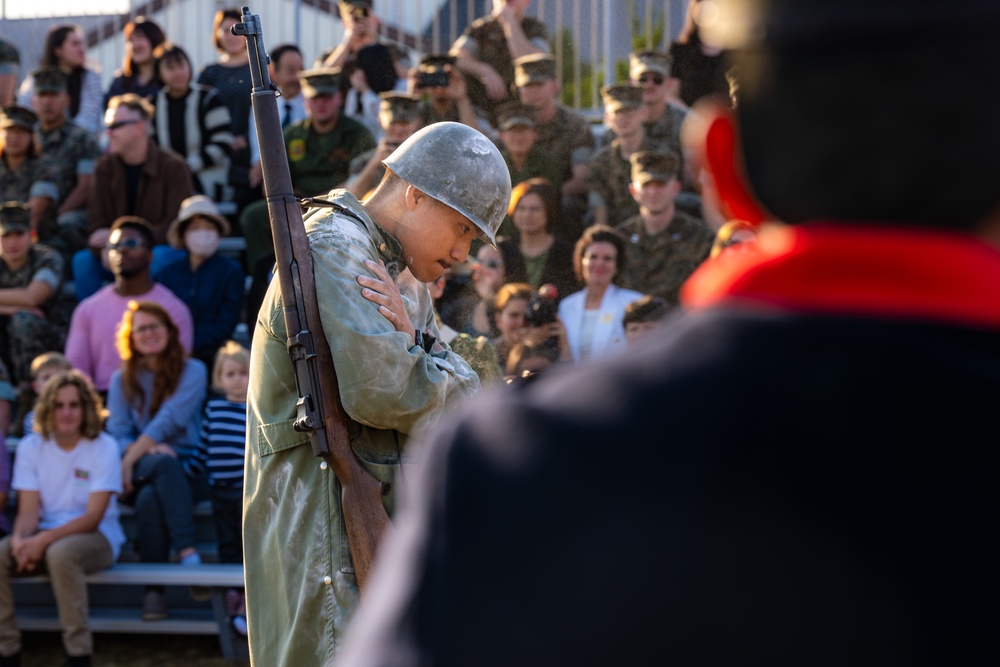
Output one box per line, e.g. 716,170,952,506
600,84,642,112
32,67,68,94
629,51,671,79
419,54,456,72
379,92,421,122
496,102,537,131
630,150,680,185
0,201,30,234
0,105,37,131
299,68,342,98
514,54,556,87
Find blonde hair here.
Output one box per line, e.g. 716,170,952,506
30,351,72,379
212,340,250,392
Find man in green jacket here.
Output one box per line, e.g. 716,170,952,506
243,121,511,666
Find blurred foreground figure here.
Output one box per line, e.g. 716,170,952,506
340,1,1000,665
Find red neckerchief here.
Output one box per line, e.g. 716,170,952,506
682,222,1000,330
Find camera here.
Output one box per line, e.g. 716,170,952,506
417,70,450,89
523,284,559,328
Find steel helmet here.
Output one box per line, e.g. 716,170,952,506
383,122,511,245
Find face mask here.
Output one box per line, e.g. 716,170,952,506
185,228,219,257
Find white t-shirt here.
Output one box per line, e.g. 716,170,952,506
13,432,126,560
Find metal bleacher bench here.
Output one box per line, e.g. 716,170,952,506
12,562,246,660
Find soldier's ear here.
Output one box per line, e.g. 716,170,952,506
404,184,428,211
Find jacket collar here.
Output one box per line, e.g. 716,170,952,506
682,222,1000,330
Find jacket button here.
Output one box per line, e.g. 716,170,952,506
323,575,332,585
320,460,328,471
379,243,387,252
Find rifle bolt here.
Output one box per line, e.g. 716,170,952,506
381,482,392,496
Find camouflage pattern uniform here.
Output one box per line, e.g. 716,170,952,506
37,122,100,208
534,106,595,177
243,67,377,270
452,15,549,124
615,210,715,307
0,243,72,385
587,137,669,227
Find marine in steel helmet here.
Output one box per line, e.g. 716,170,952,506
382,121,511,246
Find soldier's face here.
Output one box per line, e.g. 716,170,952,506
499,125,536,154
306,93,341,125
630,178,679,214
396,186,479,283
607,107,641,137
32,91,70,123
518,80,556,109
0,127,32,157
0,229,30,263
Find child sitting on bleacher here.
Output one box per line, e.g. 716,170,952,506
196,341,248,635
17,352,73,438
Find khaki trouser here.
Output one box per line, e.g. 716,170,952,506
0,532,113,657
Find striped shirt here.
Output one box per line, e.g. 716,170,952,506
197,398,247,487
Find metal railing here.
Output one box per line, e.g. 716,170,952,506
2,0,688,112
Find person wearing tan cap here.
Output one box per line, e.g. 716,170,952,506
616,150,714,307
602,51,688,159
238,67,376,271
30,67,101,253
0,106,60,239
449,0,549,125
0,201,72,395
347,92,423,199
154,195,244,370
495,101,563,194
587,84,671,227
514,53,595,222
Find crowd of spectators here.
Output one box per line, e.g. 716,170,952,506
0,0,731,662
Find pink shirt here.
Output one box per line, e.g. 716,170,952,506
64,283,194,391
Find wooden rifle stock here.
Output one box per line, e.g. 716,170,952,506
234,7,390,592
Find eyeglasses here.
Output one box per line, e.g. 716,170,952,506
106,119,142,131
106,238,145,252
133,322,165,336
638,72,665,85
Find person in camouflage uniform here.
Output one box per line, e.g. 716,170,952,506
495,101,563,192
413,54,491,133
616,150,714,307
601,52,687,154
450,0,549,125
588,84,669,227
0,38,19,107
239,67,376,271
30,67,100,259
347,92,422,199
514,53,595,240
0,106,60,238
0,202,72,390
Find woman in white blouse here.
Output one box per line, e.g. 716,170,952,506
558,224,643,363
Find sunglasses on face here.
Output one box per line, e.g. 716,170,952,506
639,72,665,85
106,238,145,251
106,119,142,131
